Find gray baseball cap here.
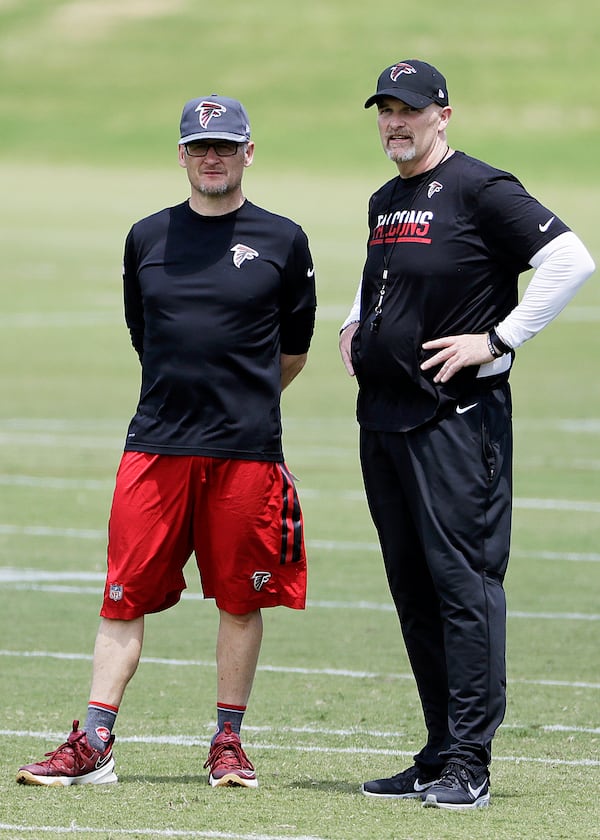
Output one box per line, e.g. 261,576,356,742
364,60,449,109
179,94,251,144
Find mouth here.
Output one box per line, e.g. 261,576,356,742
387,133,413,145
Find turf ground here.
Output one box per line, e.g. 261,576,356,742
1,1,599,839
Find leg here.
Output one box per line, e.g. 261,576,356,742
17,452,192,787
408,385,512,810
14,617,141,788
216,608,263,706
203,608,262,788
196,459,305,788
360,429,450,770
89,616,145,706
408,386,512,768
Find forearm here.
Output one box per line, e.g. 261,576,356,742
496,231,595,348
340,280,362,331
281,352,307,390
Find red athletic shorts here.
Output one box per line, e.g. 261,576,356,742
101,452,307,618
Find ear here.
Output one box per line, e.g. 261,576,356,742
178,145,187,168
243,141,255,168
438,106,452,131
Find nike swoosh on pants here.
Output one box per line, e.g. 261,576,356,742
456,402,478,415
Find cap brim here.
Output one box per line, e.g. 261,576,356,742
364,89,434,109
179,131,249,144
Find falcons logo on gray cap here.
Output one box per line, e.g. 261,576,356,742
195,100,226,128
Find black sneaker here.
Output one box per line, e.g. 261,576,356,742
361,764,441,799
423,759,490,810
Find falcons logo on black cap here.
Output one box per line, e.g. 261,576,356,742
390,62,416,81
195,100,226,128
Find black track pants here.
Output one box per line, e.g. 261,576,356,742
360,383,513,768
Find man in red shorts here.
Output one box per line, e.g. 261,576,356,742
16,94,316,789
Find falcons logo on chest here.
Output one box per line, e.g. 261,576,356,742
231,243,259,268
427,180,443,198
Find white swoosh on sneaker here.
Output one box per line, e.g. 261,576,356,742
414,778,435,792
468,780,487,799
456,402,478,415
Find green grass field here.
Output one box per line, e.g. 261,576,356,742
1,1,599,839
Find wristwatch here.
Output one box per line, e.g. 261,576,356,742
487,327,511,358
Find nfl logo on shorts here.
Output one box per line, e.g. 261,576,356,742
109,583,124,602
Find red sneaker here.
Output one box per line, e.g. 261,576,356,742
203,722,258,788
16,720,117,786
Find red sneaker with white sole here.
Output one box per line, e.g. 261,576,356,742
16,720,117,786
203,722,258,788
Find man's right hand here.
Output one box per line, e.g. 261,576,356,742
339,322,359,376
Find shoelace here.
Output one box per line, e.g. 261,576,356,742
204,739,254,771
43,741,73,761
437,761,469,788
43,730,93,766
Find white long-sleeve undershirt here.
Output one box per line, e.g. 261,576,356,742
494,231,595,348
340,231,595,348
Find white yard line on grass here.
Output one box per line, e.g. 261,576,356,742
1,649,598,690
1,728,599,768
5,469,600,501
0,312,120,327
1,576,599,621
3,722,600,740
2,526,600,565
1,565,599,620
0,474,112,489
3,306,600,328
0,825,325,840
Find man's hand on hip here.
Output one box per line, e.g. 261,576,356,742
421,333,491,383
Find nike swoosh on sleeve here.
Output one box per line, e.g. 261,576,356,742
538,216,555,233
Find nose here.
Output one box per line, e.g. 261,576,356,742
204,146,221,162
389,111,406,128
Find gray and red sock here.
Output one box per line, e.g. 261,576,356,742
84,701,118,752
214,702,246,741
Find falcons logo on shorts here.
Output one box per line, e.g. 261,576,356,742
195,100,227,128
231,243,259,268
251,571,272,591
390,62,416,81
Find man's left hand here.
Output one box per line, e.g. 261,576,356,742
421,333,491,383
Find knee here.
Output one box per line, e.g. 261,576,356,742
219,608,262,628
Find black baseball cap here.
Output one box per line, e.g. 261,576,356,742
364,60,449,109
179,94,251,144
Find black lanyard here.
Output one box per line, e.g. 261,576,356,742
370,146,450,334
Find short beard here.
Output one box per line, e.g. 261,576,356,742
198,183,232,196
387,146,416,163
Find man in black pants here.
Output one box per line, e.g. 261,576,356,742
339,59,594,809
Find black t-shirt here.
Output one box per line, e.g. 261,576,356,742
351,151,569,431
122,199,316,460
